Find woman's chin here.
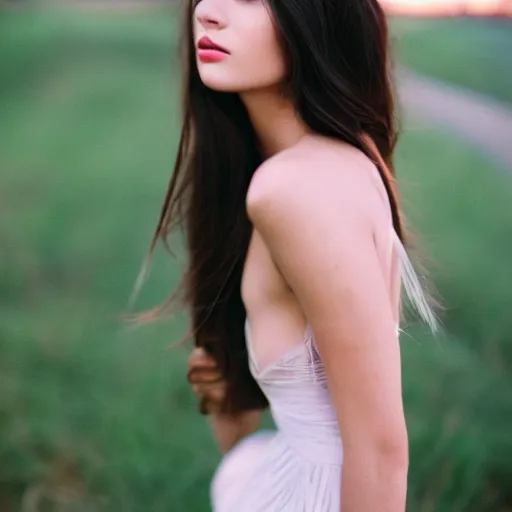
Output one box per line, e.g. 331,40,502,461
197,68,247,93
199,77,241,93
203,82,238,93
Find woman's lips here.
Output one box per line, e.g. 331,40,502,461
197,49,229,63
197,36,229,63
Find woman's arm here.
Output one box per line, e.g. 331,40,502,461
188,348,263,454
207,410,263,454
247,152,408,512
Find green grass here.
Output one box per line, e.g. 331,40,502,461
1,6,512,512
392,17,512,104
396,128,512,510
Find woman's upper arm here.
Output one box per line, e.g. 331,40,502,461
247,158,407,456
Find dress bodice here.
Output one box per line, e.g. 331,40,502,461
244,319,401,466
245,320,343,465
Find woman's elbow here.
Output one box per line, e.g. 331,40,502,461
346,428,409,472
373,427,409,474
379,436,409,473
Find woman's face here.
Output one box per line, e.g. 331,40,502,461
193,0,286,93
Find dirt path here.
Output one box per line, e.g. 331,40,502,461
397,68,512,171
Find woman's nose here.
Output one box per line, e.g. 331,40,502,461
195,0,227,30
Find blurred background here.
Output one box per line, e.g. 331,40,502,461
1,0,511,511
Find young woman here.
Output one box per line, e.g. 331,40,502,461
138,0,438,510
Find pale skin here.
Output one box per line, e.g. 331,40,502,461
188,0,408,510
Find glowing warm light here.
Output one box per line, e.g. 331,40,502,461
381,0,512,16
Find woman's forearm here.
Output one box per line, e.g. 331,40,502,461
340,448,408,512
208,409,263,454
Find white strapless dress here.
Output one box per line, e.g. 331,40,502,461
210,231,438,512
211,321,345,512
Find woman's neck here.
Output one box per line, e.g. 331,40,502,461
240,87,310,158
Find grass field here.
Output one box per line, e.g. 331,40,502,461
1,6,512,512
392,17,512,104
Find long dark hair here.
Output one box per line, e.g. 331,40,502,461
137,0,407,414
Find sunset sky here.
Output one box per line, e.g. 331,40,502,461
381,0,512,15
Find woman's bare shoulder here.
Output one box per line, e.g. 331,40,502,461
246,136,384,230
